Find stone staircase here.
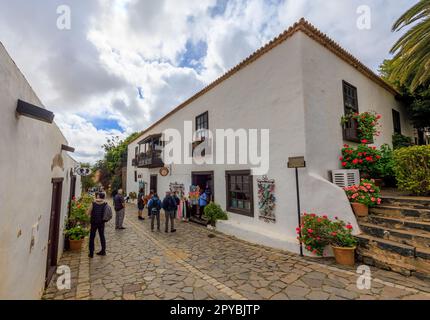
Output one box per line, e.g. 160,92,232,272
356,195,430,279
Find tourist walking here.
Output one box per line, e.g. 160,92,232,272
144,190,154,217
87,192,112,258
172,191,180,219
162,191,177,233
148,193,162,232
113,189,126,230
137,188,145,221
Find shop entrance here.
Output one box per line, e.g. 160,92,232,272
191,171,214,201
190,171,214,224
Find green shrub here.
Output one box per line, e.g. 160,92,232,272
392,133,413,150
376,144,396,178
203,202,228,226
65,225,89,240
394,145,430,195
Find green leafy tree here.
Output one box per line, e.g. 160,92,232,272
389,0,430,90
96,132,140,193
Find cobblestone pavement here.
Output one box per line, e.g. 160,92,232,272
44,203,430,300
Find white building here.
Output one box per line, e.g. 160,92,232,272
126,19,413,254
0,41,81,299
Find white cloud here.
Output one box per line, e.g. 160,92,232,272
0,0,417,163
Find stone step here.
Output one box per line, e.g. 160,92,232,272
368,215,430,233
356,234,430,278
381,196,430,210
359,222,430,250
370,205,430,221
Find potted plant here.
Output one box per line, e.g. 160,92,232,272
129,192,137,203
327,219,358,266
344,179,382,217
203,202,228,230
340,143,383,179
65,225,90,251
65,195,91,250
297,213,331,256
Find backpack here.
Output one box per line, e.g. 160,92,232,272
149,198,161,214
103,204,113,222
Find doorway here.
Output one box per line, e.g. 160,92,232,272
46,178,63,287
190,171,214,223
191,171,214,201
150,174,158,194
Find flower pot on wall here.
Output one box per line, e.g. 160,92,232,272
351,202,368,217
69,239,84,251
332,246,356,266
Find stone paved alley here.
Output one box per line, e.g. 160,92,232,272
43,203,430,300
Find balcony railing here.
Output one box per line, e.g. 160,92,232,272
136,150,164,168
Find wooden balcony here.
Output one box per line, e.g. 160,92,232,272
136,151,164,168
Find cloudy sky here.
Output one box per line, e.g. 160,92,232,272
0,0,415,163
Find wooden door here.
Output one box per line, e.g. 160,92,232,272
150,174,158,194
46,178,63,287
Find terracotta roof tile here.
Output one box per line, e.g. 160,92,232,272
130,18,398,144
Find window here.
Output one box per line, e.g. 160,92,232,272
343,81,359,115
195,111,209,140
225,170,254,217
392,109,401,134
134,171,137,182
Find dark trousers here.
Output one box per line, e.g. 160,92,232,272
151,211,160,230
89,223,106,254
165,210,175,232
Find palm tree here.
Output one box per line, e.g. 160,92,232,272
389,0,430,91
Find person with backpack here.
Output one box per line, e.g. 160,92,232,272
113,189,126,230
144,190,154,217
87,192,112,258
137,188,145,221
162,191,177,233
147,193,162,232
172,191,180,220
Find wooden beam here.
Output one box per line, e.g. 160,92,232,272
61,144,75,153
16,99,54,123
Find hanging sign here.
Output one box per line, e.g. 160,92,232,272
75,167,91,176
159,167,169,177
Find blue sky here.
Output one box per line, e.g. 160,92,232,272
0,0,418,163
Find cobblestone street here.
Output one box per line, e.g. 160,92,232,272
43,203,430,300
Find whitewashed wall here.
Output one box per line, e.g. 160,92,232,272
0,42,81,299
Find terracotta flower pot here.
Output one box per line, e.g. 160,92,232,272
332,246,356,266
351,202,368,217
69,239,84,251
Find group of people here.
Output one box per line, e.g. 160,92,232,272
137,189,180,233
86,188,186,258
